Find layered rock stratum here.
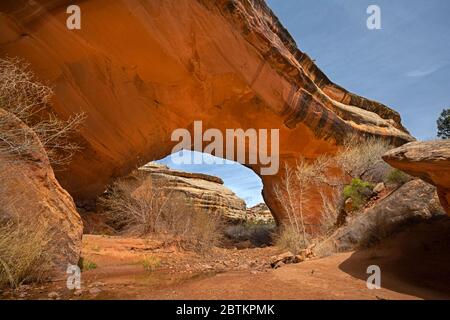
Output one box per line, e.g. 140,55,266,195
383,140,450,215
0,0,414,221
136,163,248,222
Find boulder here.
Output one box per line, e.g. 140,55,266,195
0,108,83,275
373,182,386,194
383,140,450,214
270,252,300,268
0,0,413,223
315,179,446,255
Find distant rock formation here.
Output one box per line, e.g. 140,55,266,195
383,140,450,215
246,203,274,224
137,163,248,222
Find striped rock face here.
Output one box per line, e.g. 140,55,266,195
137,163,248,223
0,0,413,222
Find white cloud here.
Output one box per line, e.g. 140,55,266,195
406,62,448,78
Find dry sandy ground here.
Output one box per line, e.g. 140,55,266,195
3,217,450,300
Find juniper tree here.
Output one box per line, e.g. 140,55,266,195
437,108,450,139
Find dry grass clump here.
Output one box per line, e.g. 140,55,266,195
0,218,52,288
275,224,309,255
100,173,223,252
0,57,85,168
384,168,411,186
142,255,162,272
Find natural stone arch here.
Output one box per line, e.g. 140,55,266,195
0,0,413,223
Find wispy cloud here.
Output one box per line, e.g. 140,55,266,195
406,61,448,78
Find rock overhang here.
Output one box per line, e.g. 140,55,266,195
0,0,414,222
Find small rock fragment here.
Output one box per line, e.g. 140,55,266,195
373,182,386,193
48,292,60,299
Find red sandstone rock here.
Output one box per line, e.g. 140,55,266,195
0,0,413,221
0,108,83,274
383,140,450,215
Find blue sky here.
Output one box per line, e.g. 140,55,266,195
267,0,450,140
160,1,450,206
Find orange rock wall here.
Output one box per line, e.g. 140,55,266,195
0,0,413,221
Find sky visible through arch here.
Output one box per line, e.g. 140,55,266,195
159,0,450,206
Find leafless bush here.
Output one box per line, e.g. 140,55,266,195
224,221,276,247
0,111,37,159
273,157,338,252
319,188,343,235
100,173,223,252
335,135,392,181
0,218,52,288
0,57,84,168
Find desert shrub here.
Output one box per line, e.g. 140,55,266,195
275,224,310,255
224,221,276,247
0,57,85,168
319,188,343,235
224,225,247,242
384,168,411,186
0,219,52,288
142,255,161,272
77,257,97,271
100,173,223,252
273,156,344,253
335,136,392,181
274,158,329,246
343,178,374,210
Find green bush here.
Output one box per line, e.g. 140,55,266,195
78,257,97,271
384,169,410,186
343,178,374,210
